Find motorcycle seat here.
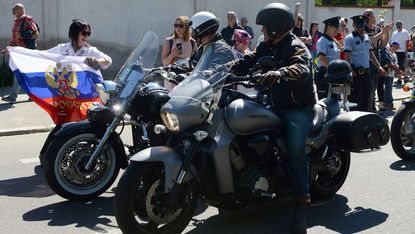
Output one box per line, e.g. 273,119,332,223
308,98,340,138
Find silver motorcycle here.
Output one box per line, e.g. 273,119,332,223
114,43,390,234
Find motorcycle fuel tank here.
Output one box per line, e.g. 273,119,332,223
225,99,283,135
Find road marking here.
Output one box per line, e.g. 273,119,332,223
19,157,39,164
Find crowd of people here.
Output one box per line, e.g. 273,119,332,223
2,2,415,234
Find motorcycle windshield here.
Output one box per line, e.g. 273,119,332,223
169,41,235,111
115,31,159,104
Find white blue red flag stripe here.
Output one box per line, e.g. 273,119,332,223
8,46,103,124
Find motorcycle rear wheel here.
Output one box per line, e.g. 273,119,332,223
310,148,351,200
115,162,198,234
391,105,415,160
44,133,120,201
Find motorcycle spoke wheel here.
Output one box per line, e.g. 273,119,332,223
310,148,350,200
45,133,119,200
391,106,415,160
115,163,198,234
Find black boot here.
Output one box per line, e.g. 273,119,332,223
291,201,308,234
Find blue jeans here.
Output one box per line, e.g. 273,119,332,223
275,106,314,199
383,76,394,104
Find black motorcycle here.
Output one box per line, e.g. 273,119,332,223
114,45,390,234
44,31,173,201
391,84,415,160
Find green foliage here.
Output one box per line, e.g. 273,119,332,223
401,0,415,7
316,0,390,6
0,64,14,87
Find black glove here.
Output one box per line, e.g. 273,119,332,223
261,70,281,86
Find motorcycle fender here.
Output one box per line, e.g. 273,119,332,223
401,99,415,105
130,146,183,193
54,120,105,137
54,120,128,169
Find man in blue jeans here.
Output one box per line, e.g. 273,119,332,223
233,3,316,233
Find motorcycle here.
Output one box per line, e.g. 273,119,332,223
114,43,390,234
391,83,415,160
43,31,176,201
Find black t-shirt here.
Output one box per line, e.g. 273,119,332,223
292,26,310,38
220,25,244,46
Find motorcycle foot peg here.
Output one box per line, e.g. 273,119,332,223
154,124,167,134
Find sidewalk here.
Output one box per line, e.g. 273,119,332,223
0,84,411,137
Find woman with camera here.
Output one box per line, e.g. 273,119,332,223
161,16,196,66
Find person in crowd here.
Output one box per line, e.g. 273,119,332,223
315,16,341,99
231,29,252,58
391,20,410,84
363,9,391,111
233,3,316,233
308,22,323,61
344,15,385,112
292,14,312,45
221,11,244,46
161,16,196,66
38,18,112,165
3,3,39,103
379,41,403,111
240,17,254,47
334,17,348,60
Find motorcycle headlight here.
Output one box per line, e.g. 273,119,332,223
161,111,180,132
95,81,118,105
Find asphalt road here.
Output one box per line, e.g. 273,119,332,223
1,127,415,234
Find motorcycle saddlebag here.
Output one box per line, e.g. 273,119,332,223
331,111,390,152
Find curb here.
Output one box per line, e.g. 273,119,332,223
0,125,55,137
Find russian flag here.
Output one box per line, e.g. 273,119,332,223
8,46,103,124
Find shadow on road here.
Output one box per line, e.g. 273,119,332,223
0,165,54,198
186,195,388,234
390,160,415,171
22,196,117,232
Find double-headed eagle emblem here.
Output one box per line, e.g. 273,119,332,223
45,63,80,99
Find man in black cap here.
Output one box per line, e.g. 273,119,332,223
344,15,385,112
315,16,341,99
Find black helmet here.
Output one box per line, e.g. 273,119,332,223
190,11,219,40
326,60,353,84
256,3,294,40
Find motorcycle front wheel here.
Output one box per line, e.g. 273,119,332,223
44,133,120,200
391,104,415,160
310,147,351,200
115,162,198,234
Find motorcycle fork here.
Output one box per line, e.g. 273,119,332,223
165,139,201,208
84,116,122,170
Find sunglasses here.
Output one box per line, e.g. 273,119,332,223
81,31,91,36
365,14,372,17
174,24,185,28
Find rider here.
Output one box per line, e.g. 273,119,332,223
233,3,316,233
188,11,234,66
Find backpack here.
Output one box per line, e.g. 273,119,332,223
20,16,40,49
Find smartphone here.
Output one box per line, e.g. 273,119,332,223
176,43,182,54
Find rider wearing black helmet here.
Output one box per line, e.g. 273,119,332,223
233,3,316,233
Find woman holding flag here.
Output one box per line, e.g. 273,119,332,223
34,18,113,165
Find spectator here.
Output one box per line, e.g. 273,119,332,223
409,25,415,53
162,16,196,66
315,16,341,99
231,29,252,58
3,3,39,103
391,20,410,84
379,41,403,110
240,17,254,47
292,14,312,45
308,22,322,60
364,9,391,112
334,17,348,60
221,11,244,46
345,15,385,112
